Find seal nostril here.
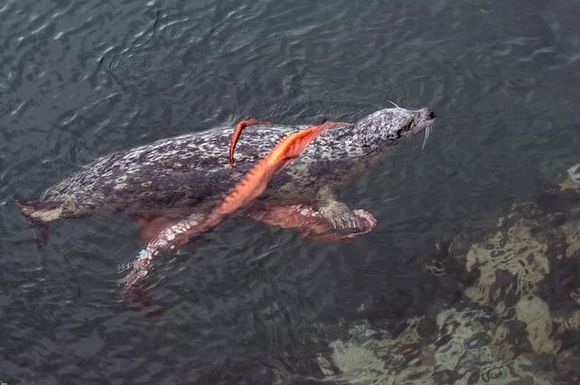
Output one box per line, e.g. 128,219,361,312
428,111,436,119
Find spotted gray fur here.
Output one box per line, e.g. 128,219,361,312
22,106,435,223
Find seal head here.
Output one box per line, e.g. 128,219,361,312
352,106,436,149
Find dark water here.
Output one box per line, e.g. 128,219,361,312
1,0,579,383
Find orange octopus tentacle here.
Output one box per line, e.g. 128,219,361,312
123,121,342,298
135,216,180,243
228,119,349,167
229,118,271,167
246,204,377,241
217,121,344,220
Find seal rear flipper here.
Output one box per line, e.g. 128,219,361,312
17,199,65,224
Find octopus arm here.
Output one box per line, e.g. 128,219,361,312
122,121,343,301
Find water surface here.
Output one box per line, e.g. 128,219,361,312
1,0,579,383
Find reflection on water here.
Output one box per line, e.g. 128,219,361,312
0,0,579,383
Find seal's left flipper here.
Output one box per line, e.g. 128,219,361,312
316,186,365,231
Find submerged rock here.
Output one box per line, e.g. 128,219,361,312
318,308,556,385
315,165,580,385
515,295,560,354
463,222,550,310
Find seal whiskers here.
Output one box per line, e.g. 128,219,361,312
422,121,435,150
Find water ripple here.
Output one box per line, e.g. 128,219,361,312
1,0,580,383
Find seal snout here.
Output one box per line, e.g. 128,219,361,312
418,107,436,121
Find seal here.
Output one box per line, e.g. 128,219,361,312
20,105,435,301
21,105,435,240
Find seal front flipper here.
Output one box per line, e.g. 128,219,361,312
316,186,365,231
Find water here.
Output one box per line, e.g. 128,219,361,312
0,0,579,383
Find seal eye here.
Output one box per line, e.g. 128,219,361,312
398,120,415,136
